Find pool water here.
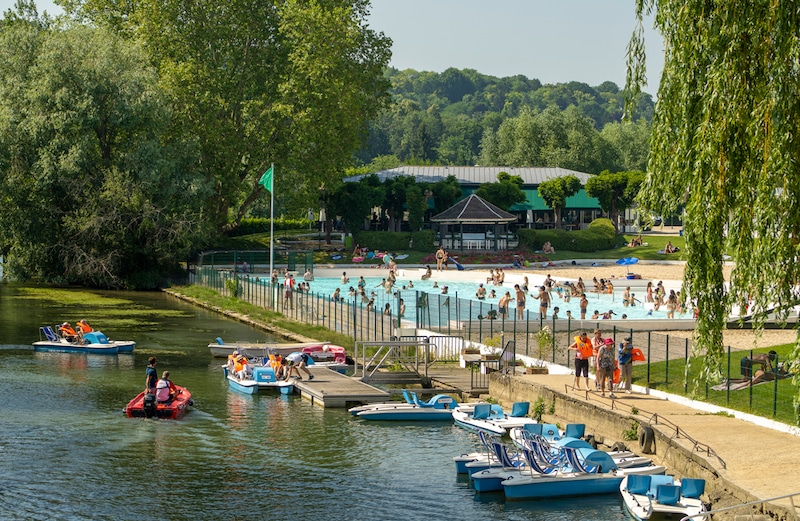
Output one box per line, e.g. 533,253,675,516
281,273,686,325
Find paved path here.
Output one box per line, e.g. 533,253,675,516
515,373,800,515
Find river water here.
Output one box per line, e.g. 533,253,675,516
0,284,630,520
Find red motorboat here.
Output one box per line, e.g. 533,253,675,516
124,385,193,419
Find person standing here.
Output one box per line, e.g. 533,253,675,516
618,336,634,393
590,329,605,389
514,284,526,320
579,294,589,320
436,246,445,271
498,291,511,318
597,338,617,398
144,357,158,395
532,286,550,319
568,332,594,390
283,273,295,309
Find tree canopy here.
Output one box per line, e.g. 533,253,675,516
584,170,645,231
628,0,800,419
474,172,527,211
537,175,582,229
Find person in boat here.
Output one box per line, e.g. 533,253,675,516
237,355,254,379
77,319,93,334
284,352,314,381
145,357,158,395
156,371,177,403
59,322,79,342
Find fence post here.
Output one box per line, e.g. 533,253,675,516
665,334,670,385
726,344,731,405
646,331,651,385
685,338,690,394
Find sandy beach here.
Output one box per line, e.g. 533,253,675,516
529,260,734,285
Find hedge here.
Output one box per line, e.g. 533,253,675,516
353,230,435,252
516,218,618,252
230,217,312,236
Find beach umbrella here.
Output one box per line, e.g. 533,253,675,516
616,257,639,266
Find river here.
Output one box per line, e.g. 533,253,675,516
0,284,630,520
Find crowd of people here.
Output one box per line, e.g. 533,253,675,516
568,330,638,397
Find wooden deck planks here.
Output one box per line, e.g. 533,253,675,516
294,367,390,408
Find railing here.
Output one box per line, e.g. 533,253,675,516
191,266,796,423
354,339,435,380
680,490,800,520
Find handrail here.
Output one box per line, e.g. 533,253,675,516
680,490,800,521
639,411,727,470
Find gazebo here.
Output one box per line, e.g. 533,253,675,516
430,194,518,251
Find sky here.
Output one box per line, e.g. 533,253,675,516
1,0,665,94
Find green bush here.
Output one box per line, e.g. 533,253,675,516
353,230,434,252
516,220,617,252
230,217,311,236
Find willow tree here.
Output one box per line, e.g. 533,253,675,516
627,1,800,417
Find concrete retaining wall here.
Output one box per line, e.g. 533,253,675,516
487,374,796,521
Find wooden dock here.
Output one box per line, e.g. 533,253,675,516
294,367,390,408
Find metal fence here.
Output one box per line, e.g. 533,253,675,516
192,266,796,423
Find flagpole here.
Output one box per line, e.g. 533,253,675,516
269,162,274,282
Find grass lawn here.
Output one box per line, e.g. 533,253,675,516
632,344,798,425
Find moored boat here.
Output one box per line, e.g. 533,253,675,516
33,325,136,354
452,402,537,436
209,337,330,358
499,445,667,500
124,385,193,419
620,474,707,520
223,365,294,395
355,394,458,421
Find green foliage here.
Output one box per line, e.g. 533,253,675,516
537,175,582,228
517,219,617,253
532,396,546,422
623,420,639,441
0,23,203,288
474,172,527,211
224,278,241,298
406,185,426,231
353,230,434,253
362,68,655,169
627,1,800,407
584,171,645,231
231,217,312,236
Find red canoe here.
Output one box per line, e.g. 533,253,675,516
124,386,193,420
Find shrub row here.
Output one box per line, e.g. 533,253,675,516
231,217,312,236
516,218,618,252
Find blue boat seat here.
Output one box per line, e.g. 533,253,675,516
41,326,59,342
492,442,524,469
472,403,491,420
647,475,676,497
626,474,652,495
540,423,560,440
521,447,559,475
215,337,225,345
656,484,681,506
565,423,585,439
564,447,600,473
510,402,530,417
680,478,706,499
523,423,543,436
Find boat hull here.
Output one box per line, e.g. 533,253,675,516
620,475,706,521
227,375,259,394
502,472,624,500
125,386,192,420
33,341,119,354
357,407,454,421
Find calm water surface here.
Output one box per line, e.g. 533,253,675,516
0,284,630,520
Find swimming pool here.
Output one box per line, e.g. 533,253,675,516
276,270,687,326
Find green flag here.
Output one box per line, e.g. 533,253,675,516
259,166,273,192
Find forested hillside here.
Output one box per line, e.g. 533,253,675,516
356,67,654,174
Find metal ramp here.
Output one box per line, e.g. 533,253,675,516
354,336,464,386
